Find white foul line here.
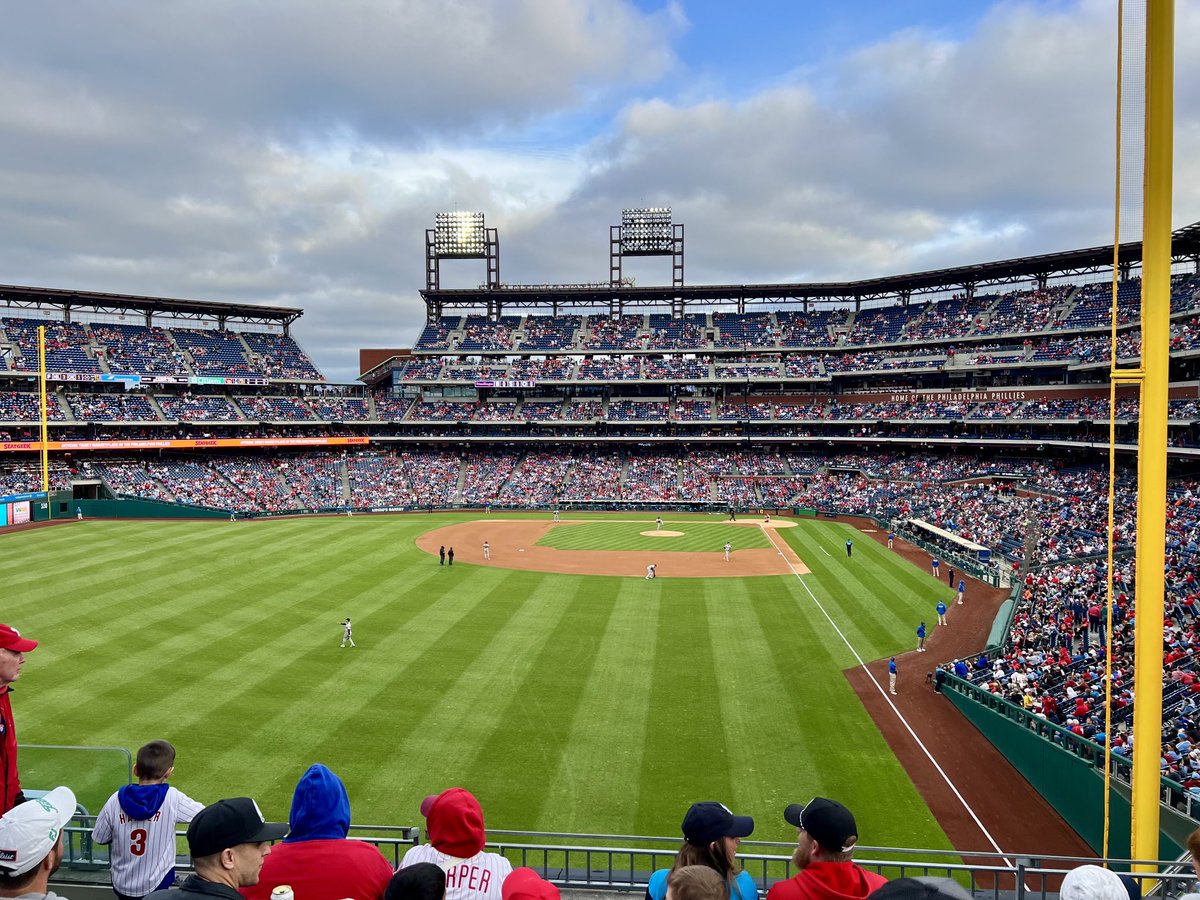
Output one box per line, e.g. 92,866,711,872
758,524,1019,869
819,546,831,556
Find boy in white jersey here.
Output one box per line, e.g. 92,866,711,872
400,788,512,900
93,740,204,900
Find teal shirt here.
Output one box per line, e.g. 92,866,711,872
647,867,758,900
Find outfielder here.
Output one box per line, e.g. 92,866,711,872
341,618,355,648
92,740,205,900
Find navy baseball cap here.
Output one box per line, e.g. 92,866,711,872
682,802,754,845
186,798,288,858
784,797,859,852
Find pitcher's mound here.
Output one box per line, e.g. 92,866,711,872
641,530,685,537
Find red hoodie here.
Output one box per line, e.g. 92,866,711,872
766,861,888,900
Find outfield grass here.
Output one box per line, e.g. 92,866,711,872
3,514,953,851
535,520,771,552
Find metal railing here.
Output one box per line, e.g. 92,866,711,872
57,824,1199,900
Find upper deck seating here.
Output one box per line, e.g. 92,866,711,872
91,322,189,375
172,329,255,376
520,315,581,351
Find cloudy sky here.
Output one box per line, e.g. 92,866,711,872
2,0,1198,382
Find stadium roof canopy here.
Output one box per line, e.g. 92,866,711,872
0,283,303,329
421,221,1200,315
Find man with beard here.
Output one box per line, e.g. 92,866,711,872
765,798,886,900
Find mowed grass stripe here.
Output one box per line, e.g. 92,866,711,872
536,521,769,553
704,577,801,821
354,571,580,810
778,523,946,660
634,578,734,835
463,577,617,828
35,522,429,735
536,578,659,833
740,577,952,850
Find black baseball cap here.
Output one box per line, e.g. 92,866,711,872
186,798,288,858
784,797,858,852
681,802,754,845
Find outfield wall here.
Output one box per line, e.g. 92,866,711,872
77,497,229,520
942,675,1190,858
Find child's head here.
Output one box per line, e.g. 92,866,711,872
135,740,177,781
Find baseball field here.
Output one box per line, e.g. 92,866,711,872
4,512,958,849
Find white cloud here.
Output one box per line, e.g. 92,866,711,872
0,1,1196,382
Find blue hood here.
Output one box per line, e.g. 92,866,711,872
117,783,170,821
284,764,350,842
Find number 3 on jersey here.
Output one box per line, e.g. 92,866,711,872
129,828,147,856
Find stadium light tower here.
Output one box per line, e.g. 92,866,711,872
425,211,499,292
610,208,684,312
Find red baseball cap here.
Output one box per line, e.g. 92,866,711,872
0,625,37,653
502,868,560,900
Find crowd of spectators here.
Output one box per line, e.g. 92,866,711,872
0,391,67,421
91,323,190,376
581,315,643,351
458,452,519,505
623,455,681,501
65,392,157,421
957,477,1199,785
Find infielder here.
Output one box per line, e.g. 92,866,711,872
341,618,355,648
645,564,656,580
92,740,205,900
483,541,490,561
723,542,732,562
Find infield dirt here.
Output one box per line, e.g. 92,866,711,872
415,518,811,576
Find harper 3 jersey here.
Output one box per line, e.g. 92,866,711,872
93,783,205,896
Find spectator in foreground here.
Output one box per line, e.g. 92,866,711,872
667,866,729,900
502,869,559,900
0,624,39,814
386,863,446,900
400,788,511,900
240,764,392,900
646,802,756,900
1058,865,1129,900
147,798,288,900
766,798,886,900
0,785,76,900
93,739,205,900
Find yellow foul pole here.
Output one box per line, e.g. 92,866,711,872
1130,0,1172,869
38,325,49,495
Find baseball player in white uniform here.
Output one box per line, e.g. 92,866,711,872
341,618,355,648
483,541,490,561
92,740,204,900
645,564,656,580
724,542,732,562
